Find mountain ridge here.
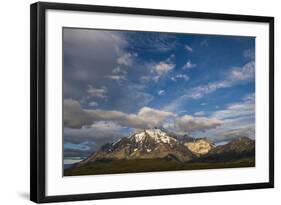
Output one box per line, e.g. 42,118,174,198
77,128,254,166
66,128,255,176
80,128,197,164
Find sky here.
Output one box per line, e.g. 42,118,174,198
63,27,255,159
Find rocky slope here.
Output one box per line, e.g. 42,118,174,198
184,138,215,156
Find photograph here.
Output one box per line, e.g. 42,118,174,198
63,28,256,176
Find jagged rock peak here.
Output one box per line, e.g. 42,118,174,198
129,128,178,144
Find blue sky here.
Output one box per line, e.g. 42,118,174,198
63,28,255,158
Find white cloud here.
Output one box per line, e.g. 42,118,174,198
163,61,255,112
171,74,189,81
108,52,138,82
202,94,255,142
230,61,255,81
186,80,232,99
175,115,222,133
194,111,205,116
89,101,98,107
185,44,193,52
139,55,176,83
154,62,175,76
64,99,174,129
188,61,254,99
212,103,254,120
87,85,108,99
112,67,127,75
211,94,255,120
106,74,126,81
117,52,137,66
158,90,165,96
64,99,222,134
137,107,175,128
182,60,196,70
148,55,176,82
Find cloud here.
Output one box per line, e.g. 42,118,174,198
188,61,254,99
175,115,223,133
143,55,176,82
106,52,137,82
158,90,165,96
211,93,255,120
210,125,255,143
182,60,196,70
194,111,205,116
64,99,224,155
64,99,222,135
117,52,137,66
64,99,174,129
65,121,123,140
163,61,255,112
63,28,127,100
186,80,232,99
87,85,108,99
64,28,154,113
89,101,98,107
171,74,189,82
153,61,175,79
138,107,175,127
64,121,125,155
203,94,255,142
185,44,193,52
64,99,92,128
212,103,254,120
112,67,126,75
106,75,126,82
230,61,255,81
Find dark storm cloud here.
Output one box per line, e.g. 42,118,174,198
63,28,126,99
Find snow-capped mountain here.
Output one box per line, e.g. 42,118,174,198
77,128,255,168
81,128,197,164
66,130,256,176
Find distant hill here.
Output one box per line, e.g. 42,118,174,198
198,136,255,162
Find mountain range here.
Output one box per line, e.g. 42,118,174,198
65,128,255,176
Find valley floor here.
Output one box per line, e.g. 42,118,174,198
64,157,255,176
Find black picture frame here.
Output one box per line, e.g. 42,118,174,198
30,1,274,203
